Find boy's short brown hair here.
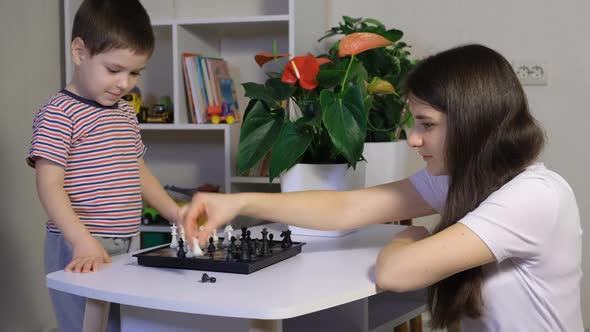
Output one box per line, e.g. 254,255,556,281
72,0,155,56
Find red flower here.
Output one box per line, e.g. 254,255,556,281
338,32,394,57
254,52,290,67
281,54,330,90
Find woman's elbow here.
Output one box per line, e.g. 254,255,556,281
375,255,414,292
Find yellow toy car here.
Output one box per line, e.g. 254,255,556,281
122,93,147,123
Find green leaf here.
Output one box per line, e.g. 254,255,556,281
383,29,403,42
237,101,285,174
317,65,345,88
268,121,314,182
320,85,367,166
362,18,385,29
242,78,294,108
343,16,362,26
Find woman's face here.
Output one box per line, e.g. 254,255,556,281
407,96,448,176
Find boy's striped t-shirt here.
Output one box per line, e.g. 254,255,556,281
28,89,146,237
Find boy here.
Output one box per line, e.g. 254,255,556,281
27,0,180,330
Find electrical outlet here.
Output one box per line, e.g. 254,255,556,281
511,61,548,86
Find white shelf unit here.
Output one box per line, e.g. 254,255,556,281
63,0,328,198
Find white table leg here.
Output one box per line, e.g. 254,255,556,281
249,319,282,332
83,298,110,332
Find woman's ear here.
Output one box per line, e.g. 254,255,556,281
71,37,87,65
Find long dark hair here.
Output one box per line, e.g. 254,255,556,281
404,44,545,328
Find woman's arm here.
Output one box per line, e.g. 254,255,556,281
138,158,181,224
184,178,437,244
375,223,495,292
35,158,111,272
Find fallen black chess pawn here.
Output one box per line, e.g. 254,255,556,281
201,273,217,283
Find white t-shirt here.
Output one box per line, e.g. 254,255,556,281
410,163,583,332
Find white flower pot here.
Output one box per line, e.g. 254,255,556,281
279,163,365,237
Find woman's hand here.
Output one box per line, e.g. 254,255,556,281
391,225,430,245
180,193,242,247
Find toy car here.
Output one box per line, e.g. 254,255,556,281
207,103,236,124
146,95,173,123
141,207,168,225
122,92,148,123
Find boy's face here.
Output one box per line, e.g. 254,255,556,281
71,39,149,106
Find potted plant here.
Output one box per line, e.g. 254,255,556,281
319,16,418,187
320,16,416,142
236,33,396,185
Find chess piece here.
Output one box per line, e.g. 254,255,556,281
201,273,216,283
208,237,216,253
170,223,178,249
177,238,186,258
185,244,195,258
268,233,275,248
191,237,204,257
253,239,260,257
240,234,250,261
179,224,186,243
224,225,234,243
261,228,269,255
211,229,219,243
281,230,293,248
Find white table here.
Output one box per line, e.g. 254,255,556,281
46,224,426,332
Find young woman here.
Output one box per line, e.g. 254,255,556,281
181,44,583,331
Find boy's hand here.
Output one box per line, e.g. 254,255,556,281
66,235,112,273
180,193,241,247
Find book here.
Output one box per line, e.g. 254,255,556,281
181,52,200,123
186,56,206,123
207,58,240,121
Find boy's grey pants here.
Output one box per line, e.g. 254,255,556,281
45,233,140,332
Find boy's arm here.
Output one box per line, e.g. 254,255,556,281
138,158,180,224
35,158,111,272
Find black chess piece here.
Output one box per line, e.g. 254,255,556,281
281,230,293,248
201,273,216,283
207,237,216,253
261,228,269,255
253,239,260,257
240,226,248,240
268,233,275,248
177,238,186,258
285,229,293,247
230,236,239,259
240,234,250,261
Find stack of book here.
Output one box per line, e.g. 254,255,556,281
182,53,240,124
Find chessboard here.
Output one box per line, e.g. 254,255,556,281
134,227,305,274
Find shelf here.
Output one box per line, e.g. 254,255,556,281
140,225,171,233
139,123,233,130
231,176,280,184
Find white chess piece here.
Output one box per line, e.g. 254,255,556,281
191,237,204,257
185,244,195,258
224,225,234,244
179,224,186,243
170,223,178,249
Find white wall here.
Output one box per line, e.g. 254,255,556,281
0,0,61,330
324,0,590,327
1,0,588,330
